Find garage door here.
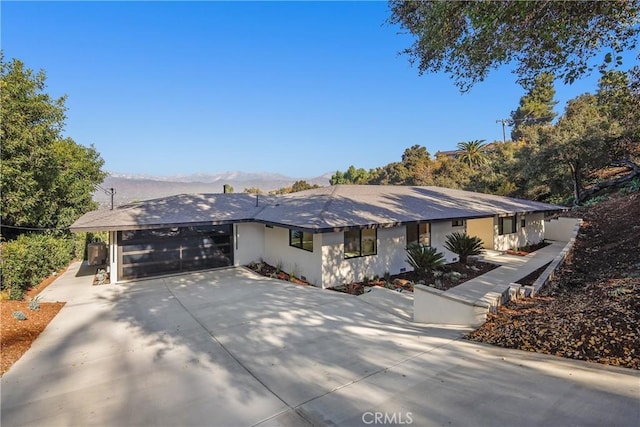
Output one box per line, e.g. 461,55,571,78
118,225,233,280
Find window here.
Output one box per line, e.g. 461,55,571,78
499,216,517,235
289,229,313,252
521,217,526,228
406,223,430,246
344,228,377,258
452,219,464,227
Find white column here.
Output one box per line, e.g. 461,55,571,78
109,231,119,283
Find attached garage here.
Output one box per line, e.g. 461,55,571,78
118,225,233,280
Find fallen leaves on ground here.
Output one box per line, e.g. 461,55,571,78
467,192,640,370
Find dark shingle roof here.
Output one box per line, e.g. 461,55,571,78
70,193,272,232
70,185,565,232
253,185,563,230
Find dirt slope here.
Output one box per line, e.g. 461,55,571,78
468,193,640,369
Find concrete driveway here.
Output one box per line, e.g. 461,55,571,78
2,262,638,426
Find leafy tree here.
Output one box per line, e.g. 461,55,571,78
243,187,263,194
466,141,521,196
431,154,471,189
388,1,640,91
1,56,106,232
368,162,410,185
401,145,435,185
401,144,430,166
272,180,320,195
223,184,234,193
49,138,106,229
596,69,640,160
510,73,558,141
456,140,487,168
291,180,320,193
330,165,371,185
545,94,622,203
444,232,483,264
405,243,445,275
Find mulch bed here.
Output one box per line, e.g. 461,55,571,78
1,265,69,376
514,262,552,286
393,261,498,290
246,261,311,286
506,240,551,256
467,193,640,369
247,259,498,296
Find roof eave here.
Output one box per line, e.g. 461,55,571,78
69,218,254,233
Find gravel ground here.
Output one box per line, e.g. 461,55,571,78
1,267,68,376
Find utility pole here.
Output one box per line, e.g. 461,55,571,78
109,188,115,210
496,119,509,143
96,184,116,210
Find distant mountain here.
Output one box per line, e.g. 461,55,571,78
93,171,332,208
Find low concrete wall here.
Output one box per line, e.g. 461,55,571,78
415,218,582,327
413,284,489,327
544,217,582,242
530,237,578,295
525,218,581,296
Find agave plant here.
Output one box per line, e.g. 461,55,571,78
406,243,445,275
444,232,484,264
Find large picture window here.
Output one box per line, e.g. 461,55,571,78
406,223,430,246
289,229,313,252
344,228,377,258
499,216,517,235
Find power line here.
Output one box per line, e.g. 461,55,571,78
95,184,116,210
0,224,68,232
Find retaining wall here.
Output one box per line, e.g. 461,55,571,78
544,217,582,242
413,217,583,326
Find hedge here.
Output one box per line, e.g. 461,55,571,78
1,233,77,300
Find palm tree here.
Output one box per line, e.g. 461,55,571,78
456,140,488,168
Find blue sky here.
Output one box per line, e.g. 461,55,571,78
3,1,637,178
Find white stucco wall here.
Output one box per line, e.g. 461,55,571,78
321,227,408,288
544,217,582,242
430,220,464,262
233,222,265,266
109,231,119,283
466,217,495,250
494,212,545,251
262,226,323,286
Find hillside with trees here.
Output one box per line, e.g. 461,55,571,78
469,191,640,369
331,68,640,206
385,1,640,368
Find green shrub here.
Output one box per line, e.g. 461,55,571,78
73,231,108,260
12,311,27,321
406,243,445,275
444,232,484,264
582,195,608,206
29,296,42,311
620,177,640,195
384,271,391,283
1,233,75,300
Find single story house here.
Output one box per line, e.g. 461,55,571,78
70,185,564,288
